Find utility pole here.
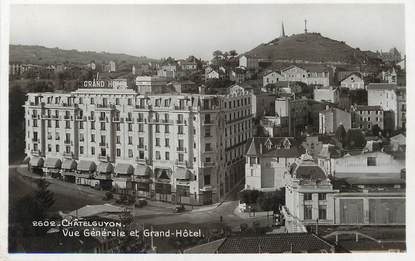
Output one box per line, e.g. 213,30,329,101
304,19,308,34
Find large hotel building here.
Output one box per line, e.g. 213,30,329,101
24,78,252,205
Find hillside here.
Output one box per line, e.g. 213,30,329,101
245,33,381,65
9,44,158,65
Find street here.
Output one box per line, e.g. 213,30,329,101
9,165,271,231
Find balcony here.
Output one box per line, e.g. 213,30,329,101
30,149,41,156
125,117,133,123
137,117,144,123
137,144,144,149
174,105,186,110
52,115,59,119
113,117,121,122
176,147,186,152
32,138,39,143
175,160,189,167
161,119,173,124
98,155,110,162
176,120,187,125
76,115,86,121
99,117,106,122
42,114,52,119
203,120,215,125
88,116,95,121
64,115,71,120
31,114,40,119
202,162,216,167
64,140,71,145
63,152,74,158
135,104,146,109
99,142,108,147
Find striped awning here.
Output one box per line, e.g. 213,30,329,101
62,159,77,170
115,163,134,175
44,157,62,169
29,157,44,167
77,160,96,172
175,168,192,180
97,162,114,174
134,165,152,176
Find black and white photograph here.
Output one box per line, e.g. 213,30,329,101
2,1,411,256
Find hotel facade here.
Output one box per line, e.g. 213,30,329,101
24,81,253,205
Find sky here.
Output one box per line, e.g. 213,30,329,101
10,4,405,60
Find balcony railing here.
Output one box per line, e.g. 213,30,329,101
63,152,74,158
64,115,71,120
30,149,41,156
99,117,106,121
99,142,107,147
32,138,39,142
175,160,189,167
98,155,110,162
113,117,121,122
176,147,186,152
125,117,133,122
64,140,71,145
202,162,216,167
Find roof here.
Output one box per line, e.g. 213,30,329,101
354,105,383,111
282,64,330,73
77,160,96,172
184,238,226,253
340,72,363,82
367,83,397,91
44,157,62,169
62,159,77,170
245,137,305,158
184,233,334,253
291,153,327,180
29,157,44,167
114,163,134,175
67,204,125,218
97,162,114,174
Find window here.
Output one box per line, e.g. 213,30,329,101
91,147,95,155
205,127,211,137
205,143,212,151
116,135,120,144
80,133,84,142
100,122,106,130
318,205,327,220
48,144,52,152
56,145,59,152
115,98,120,105
127,98,132,105
91,121,95,130
79,121,84,129
91,134,95,142
178,125,184,134
139,151,144,159
155,125,160,133
128,136,133,145
304,193,312,201
318,193,326,200
165,125,169,133
156,138,160,146
138,124,144,132
165,152,170,160
80,146,84,154
116,148,121,157
156,151,161,160
204,175,211,185
367,157,377,166
128,149,133,158
128,123,132,132
178,153,184,162
304,205,312,220
47,120,52,128
66,121,70,129
165,138,169,147
116,123,120,131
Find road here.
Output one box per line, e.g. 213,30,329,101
10,165,271,230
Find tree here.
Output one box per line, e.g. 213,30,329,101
335,124,347,146
239,190,261,204
372,124,382,137
344,129,367,149
212,50,223,58
257,189,285,211
229,50,238,57
34,179,56,219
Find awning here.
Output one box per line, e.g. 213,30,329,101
134,165,152,176
115,163,134,175
155,168,172,180
62,159,77,170
23,156,30,164
97,162,114,174
44,157,62,169
29,157,44,167
77,160,96,172
175,168,192,180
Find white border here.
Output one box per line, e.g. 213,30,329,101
1,0,414,261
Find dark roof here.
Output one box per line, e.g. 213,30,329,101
355,105,383,111
339,72,363,82
245,137,305,158
367,83,397,91
294,165,326,180
185,233,335,253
